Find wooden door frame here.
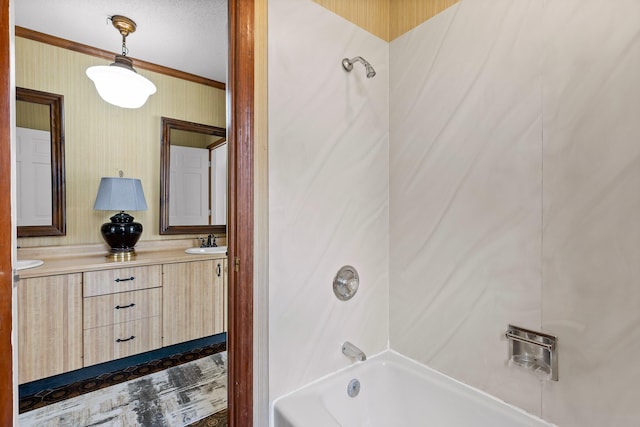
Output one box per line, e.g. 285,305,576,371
0,0,255,424
228,0,254,424
0,0,14,423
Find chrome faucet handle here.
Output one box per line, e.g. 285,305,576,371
199,237,206,248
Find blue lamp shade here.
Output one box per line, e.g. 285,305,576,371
94,177,148,211
94,177,147,259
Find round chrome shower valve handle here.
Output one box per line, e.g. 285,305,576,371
333,265,359,301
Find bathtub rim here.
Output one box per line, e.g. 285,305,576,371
271,348,555,427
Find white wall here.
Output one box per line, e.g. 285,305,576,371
268,0,389,406
390,1,640,426
390,0,543,415
541,1,640,425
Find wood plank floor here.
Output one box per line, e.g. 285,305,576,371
19,342,228,426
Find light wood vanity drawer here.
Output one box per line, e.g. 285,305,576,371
84,265,162,297
83,287,162,329
83,316,162,366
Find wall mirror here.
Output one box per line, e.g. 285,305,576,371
160,116,227,235
16,87,66,237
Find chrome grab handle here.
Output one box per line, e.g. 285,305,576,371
505,330,554,351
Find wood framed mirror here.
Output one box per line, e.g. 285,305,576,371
160,116,227,235
16,87,66,237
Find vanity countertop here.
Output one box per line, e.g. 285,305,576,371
16,239,228,279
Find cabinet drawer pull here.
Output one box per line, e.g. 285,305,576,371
116,335,135,343
114,276,135,283
115,303,136,310
217,263,221,277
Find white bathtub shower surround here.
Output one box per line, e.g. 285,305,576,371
389,0,543,415
268,0,640,424
388,0,640,425
274,350,553,427
389,0,544,415
541,1,640,425
268,0,389,404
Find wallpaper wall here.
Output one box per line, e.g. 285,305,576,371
15,37,225,247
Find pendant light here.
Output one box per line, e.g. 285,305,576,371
86,15,156,109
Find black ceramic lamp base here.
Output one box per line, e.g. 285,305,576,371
101,211,143,260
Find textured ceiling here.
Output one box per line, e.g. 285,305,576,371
15,0,228,83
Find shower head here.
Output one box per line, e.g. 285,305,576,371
342,56,376,78
364,64,376,78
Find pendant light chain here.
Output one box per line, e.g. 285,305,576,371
121,34,129,56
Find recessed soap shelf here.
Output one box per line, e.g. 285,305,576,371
505,325,558,381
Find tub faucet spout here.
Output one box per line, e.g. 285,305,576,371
342,341,366,361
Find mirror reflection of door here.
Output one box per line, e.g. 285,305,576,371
15,87,66,237
168,128,227,226
210,143,227,224
170,145,209,225
16,111,52,226
16,129,51,226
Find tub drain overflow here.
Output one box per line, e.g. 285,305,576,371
347,379,361,398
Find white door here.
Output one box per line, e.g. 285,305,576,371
210,143,227,225
170,145,209,225
16,127,52,226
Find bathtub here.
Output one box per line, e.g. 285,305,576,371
273,350,553,427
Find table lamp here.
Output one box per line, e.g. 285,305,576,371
94,176,147,260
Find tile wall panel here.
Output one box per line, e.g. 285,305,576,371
389,0,544,416
541,1,640,426
268,0,389,405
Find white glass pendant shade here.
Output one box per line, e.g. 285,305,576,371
86,60,156,109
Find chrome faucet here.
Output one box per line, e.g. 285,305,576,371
342,341,366,361
200,234,218,248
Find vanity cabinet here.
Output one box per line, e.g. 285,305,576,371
162,259,227,346
18,273,83,384
17,244,227,383
83,265,163,366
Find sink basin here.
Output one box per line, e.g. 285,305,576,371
16,259,44,271
185,246,227,255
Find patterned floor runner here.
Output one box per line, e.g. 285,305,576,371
19,352,227,427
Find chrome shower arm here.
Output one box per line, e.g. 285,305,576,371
342,56,376,78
